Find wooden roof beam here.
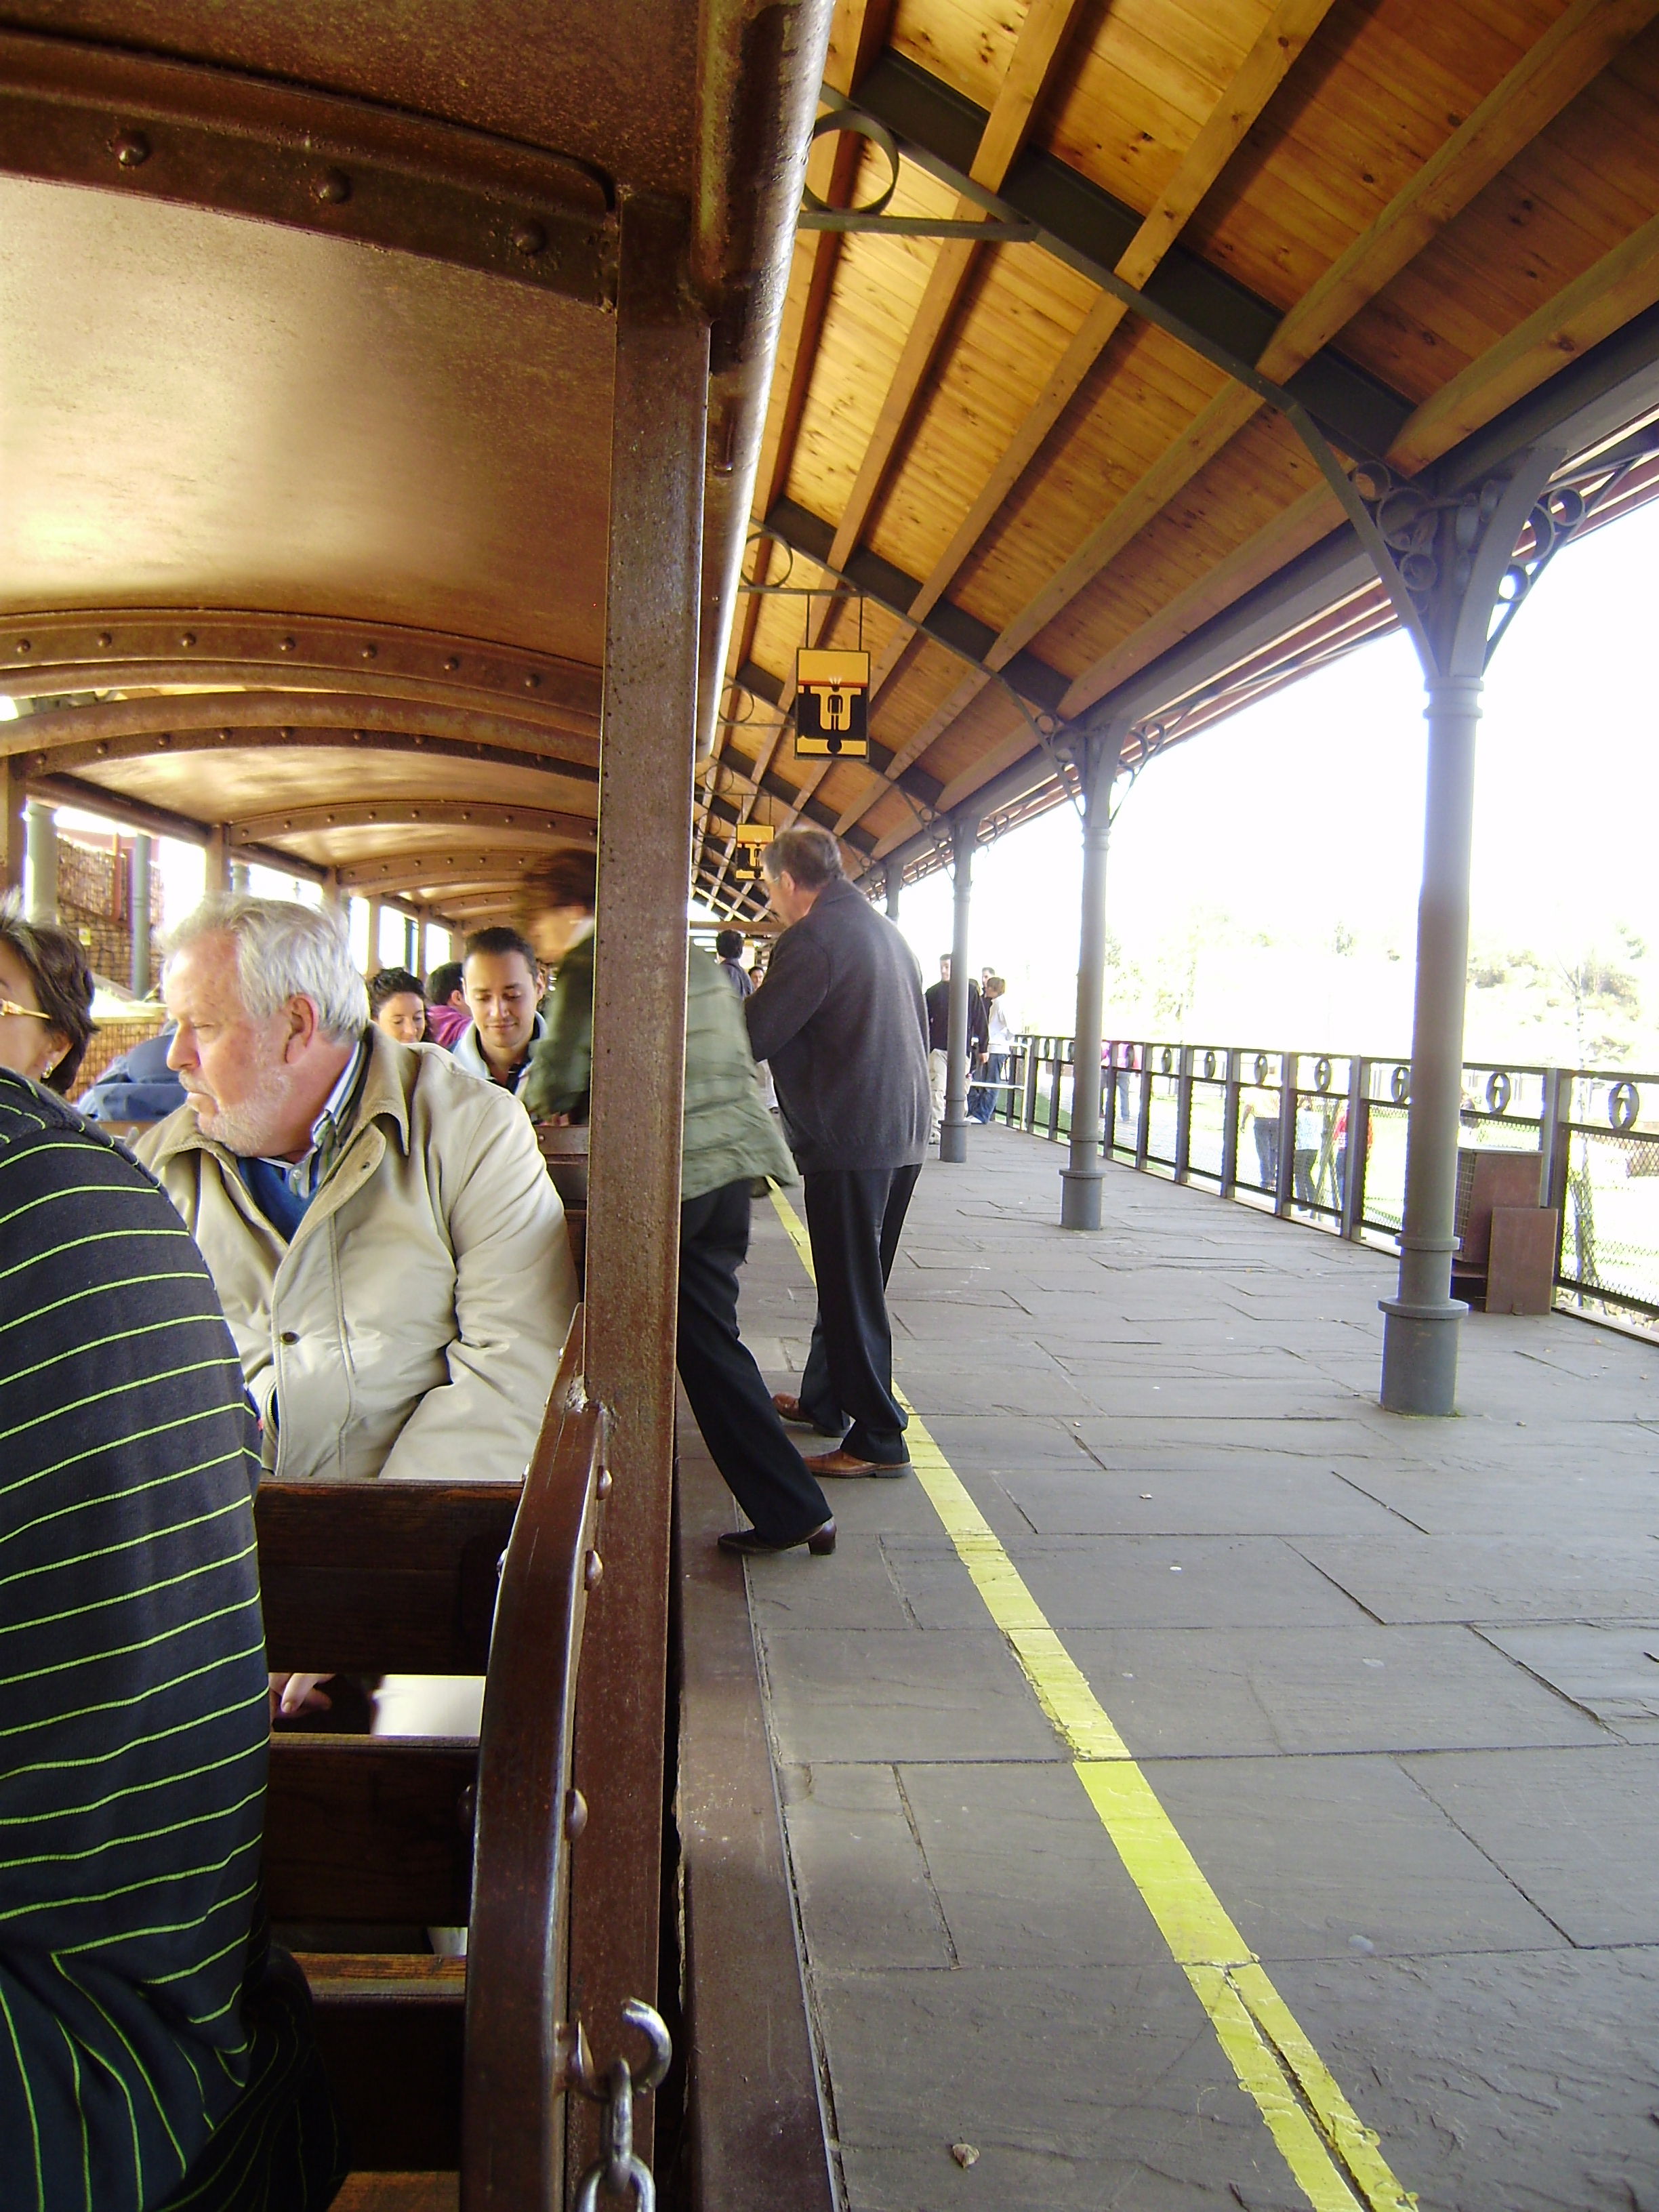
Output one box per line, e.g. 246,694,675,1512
335,851,577,898
840,0,1659,830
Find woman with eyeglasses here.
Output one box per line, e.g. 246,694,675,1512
0,903,96,1094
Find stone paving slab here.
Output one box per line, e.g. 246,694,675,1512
1294,1535,1659,1622
1059,1624,1605,1757
1401,1744,1659,1944
729,1127,1659,2209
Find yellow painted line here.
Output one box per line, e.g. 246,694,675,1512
768,1189,1415,2212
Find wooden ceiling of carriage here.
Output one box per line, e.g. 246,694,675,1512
694,0,1659,920
0,0,818,935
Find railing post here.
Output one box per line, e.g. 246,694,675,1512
939,815,975,1164
1173,1044,1195,1184
1275,1050,1297,1217
1540,1067,1572,1291
1340,1056,1369,1240
1103,1042,1118,1158
1134,1046,1151,1170
1022,1037,1039,1132
1219,1047,1242,1197
1046,1042,1063,1143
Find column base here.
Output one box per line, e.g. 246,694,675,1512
939,1120,968,1164
1378,1298,1468,1416
1059,1165,1103,1231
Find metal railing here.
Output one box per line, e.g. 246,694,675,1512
996,1036,1659,1328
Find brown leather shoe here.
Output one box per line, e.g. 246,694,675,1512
802,1448,911,1479
718,1518,837,1557
772,1392,809,1422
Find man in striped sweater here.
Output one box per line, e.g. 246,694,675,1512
0,1068,342,2210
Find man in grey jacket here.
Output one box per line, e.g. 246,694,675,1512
745,827,930,1476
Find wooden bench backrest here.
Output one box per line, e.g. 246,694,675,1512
255,1313,605,2205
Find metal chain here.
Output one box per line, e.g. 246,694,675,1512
571,1998,672,2212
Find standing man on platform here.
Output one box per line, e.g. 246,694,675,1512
924,956,987,1143
747,827,930,1478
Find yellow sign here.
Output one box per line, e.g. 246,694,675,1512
794,647,869,758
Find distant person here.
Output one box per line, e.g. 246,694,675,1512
747,827,930,1479
518,851,600,1122
0,1065,343,2210
923,955,987,1142
369,964,428,1043
970,975,1012,1123
424,958,472,1048
0,901,94,1095
139,895,576,1490
716,927,752,998
453,925,546,1096
522,855,835,1555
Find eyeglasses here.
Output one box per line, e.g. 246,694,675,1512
0,999,51,1023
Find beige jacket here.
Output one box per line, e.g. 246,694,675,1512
139,1030,577,1483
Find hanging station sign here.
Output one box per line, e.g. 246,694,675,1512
730,821,774,883
793,647,870,758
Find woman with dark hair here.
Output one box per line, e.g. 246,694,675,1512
0,902,96,1094
369,964,428,1044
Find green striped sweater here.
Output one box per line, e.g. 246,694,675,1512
0,1071,341,2211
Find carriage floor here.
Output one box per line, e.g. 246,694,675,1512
708,1122,1659,2212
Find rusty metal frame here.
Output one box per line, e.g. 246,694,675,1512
332,851,569,896
6,724,598,789
567,189,708,2189
23,769,330,887
226,798,597,846
0,27,616,306
0,613,602,727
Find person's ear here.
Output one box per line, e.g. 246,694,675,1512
281,994,322,1062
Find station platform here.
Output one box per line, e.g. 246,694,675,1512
684,1122,1659,2212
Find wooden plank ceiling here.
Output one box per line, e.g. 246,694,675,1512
695,0,1659,916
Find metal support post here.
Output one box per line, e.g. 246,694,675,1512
1061,727,1123,1229
229,860,251,896
1,759,27,899
415,907,430,979
1102,1046,1117,1157
1022,1042,1039,1132
567,191,707,2190
1275,1052,1298,1216
129,834,152,998
322,870,345,916
24,798,57,922
939,815,975,1164
1219,1048,1242,1197
884,859,902,919
1361,445,1566,1415
1134,1051,1151,1169
203,825,231,898
403,914,417,969
365,897,384,970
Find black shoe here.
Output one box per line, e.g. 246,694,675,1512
718,1518,837,1557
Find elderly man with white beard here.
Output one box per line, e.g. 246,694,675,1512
139,895,577,1719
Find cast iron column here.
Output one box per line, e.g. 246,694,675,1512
939,814,975,1164
568,191,708,2181
129,834,152,998
1363,449,1565,1414
365,897,383,970
1060,726,1124,1229
884,857,901,920
24,798,56,922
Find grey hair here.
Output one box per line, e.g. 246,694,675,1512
166,895,369,1041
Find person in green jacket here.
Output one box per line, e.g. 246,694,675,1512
525,853,835,1556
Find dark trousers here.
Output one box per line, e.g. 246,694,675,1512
678,1180,832,1543
796,1164,921,1465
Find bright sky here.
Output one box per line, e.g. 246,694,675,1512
885,492,1659,1048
